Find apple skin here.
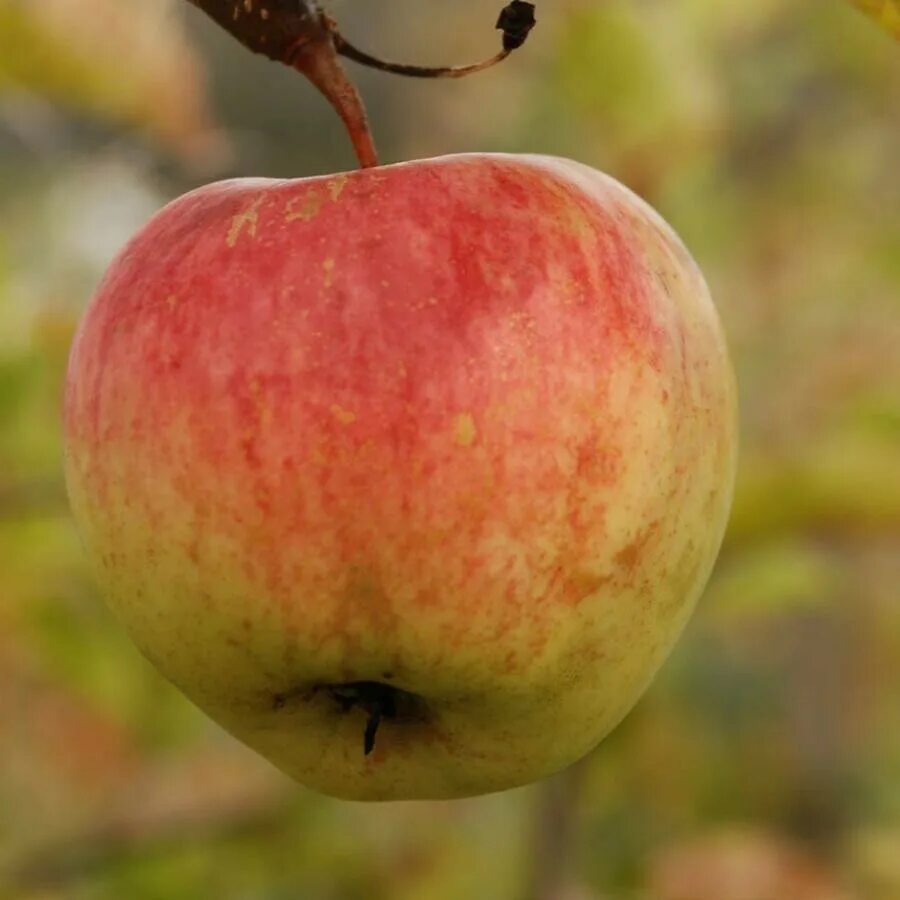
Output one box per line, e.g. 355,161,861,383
64,154,737,801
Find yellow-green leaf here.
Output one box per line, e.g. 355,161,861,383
0,0,222,159
850,0,900,39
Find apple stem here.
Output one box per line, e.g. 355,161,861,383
287,31,380,169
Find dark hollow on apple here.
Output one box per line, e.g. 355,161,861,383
276,682,427,756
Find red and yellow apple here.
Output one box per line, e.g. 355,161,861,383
64,154,737,800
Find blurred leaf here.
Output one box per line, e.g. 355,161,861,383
851,828,900,900
707,540,841,621
0,0,223,159
850,1,900,39
547,1,722,194
727,431,900,542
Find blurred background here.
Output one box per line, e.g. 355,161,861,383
1,1,898,897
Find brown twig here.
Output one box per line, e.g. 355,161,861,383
333,2,536,80
334,39,511,81
185,1,537,168
187,0,377,167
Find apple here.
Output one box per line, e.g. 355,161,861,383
64,154,737,801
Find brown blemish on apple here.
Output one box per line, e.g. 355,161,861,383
322,258,335,287
226,194,266,247
453,413,477,447
285,192,323,222
327,174,350,201
330,404,356,425
614,520,661,573
563,570,614,606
